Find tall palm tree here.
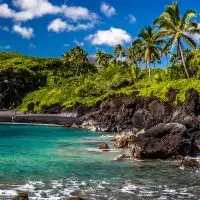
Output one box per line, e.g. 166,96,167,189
114,44,125,61
154,2,200,78
135,26,164,80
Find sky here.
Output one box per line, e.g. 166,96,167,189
0,0,199,58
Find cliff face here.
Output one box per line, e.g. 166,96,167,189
82,88,200,159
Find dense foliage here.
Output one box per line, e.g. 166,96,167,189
0,3,200,113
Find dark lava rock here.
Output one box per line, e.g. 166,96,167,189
99,143,110,151
184,88,200,115
132,123,193,159
181,158,200,169
166,87,179,103
12,192,29,200
64,197,84,200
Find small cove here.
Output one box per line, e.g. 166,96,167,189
0,124,200,200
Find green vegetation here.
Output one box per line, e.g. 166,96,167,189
0,2,200,113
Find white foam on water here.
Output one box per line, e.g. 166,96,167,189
51,180,63,189
0,189,17,196
98,135,114,139
16,183,35,191
121,184,138,194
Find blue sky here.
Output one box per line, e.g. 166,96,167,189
0,0,199,58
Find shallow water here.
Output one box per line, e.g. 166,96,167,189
0,124,200,200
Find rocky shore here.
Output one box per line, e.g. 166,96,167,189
80,88,200,160
1,88,200,161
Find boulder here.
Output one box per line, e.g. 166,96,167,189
114,132,136,148
180,158,200,170
132,123,194,159
12,193,29,200
98,143,110,151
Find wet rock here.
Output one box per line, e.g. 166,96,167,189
114,132,136,148
180,158,200,170
113,154,130,161
12,192,29,200
81,120,99,131
98,143,110,151
71,123,81,129
132,123,193,159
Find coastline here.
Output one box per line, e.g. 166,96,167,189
0,111,84,127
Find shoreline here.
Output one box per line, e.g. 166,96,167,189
0,111,84,127
0,122,64,127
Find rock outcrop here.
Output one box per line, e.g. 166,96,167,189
12,193,29,200
98,143,110,151
64,197,84,200
180,158,200,169
132,123,192,159
84,88,200,159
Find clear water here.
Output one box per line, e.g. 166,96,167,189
0,124,200,200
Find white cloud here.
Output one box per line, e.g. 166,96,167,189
193,23,200,43
0,26,9,31
65,22,95,32
13,24,34,39
12,0,62,21
86,27,132,46
128,14,136,24
100,2,116,17
48,18,95,32
62,5,98,21
74,40,84,46
0,3,15,18
48,18,67,33
0,0,98,23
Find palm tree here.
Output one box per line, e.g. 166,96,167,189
135,26,164,80
126,40,142,69
161,43,171,68
154,2,200,78
95,51,113,68
114,44,125,62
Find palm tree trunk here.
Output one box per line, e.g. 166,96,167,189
166,55,169,68
178,43,189,78
148,62,151,80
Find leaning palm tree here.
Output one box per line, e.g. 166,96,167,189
114,44,125,61
135,26,164,80
154,2,200,78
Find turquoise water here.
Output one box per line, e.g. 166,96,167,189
0,124,200,200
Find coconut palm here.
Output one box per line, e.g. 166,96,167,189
114,44,125,61
126,40,142,69
95,51,113,68
135,26,164,80
154,2,200,78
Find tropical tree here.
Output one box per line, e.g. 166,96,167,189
154,2,200,78
161,43,171,68
61,46,96,77
95,51,113,68
135,26,164,79
114,44,125,61
126,40,142,69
